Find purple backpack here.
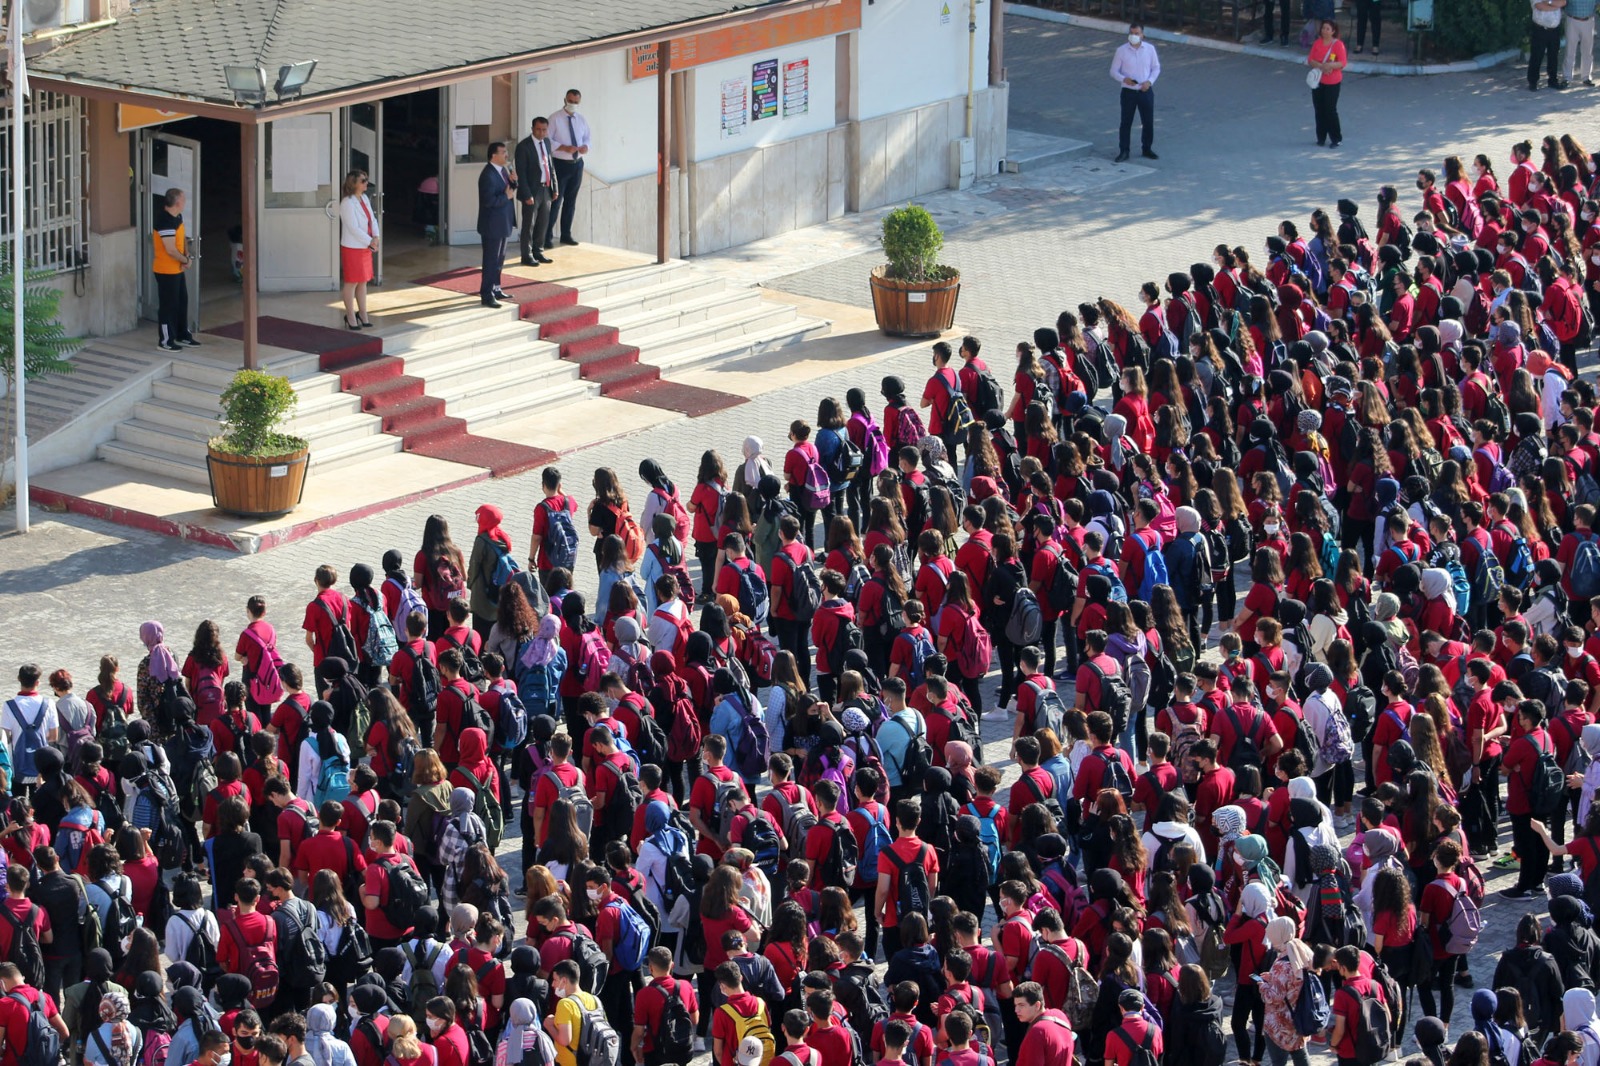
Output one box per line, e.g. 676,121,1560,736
852,412,891,477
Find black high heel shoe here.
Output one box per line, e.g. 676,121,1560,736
343,314,361,330
359,315,374,328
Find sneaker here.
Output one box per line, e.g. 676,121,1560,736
157,340,182,352
1493,853,1521,869
1454,971,1475,988
177,337,202,347
1500,886,1542,900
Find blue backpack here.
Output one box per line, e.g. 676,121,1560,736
514,640,565,715
540,499,580,572
1443,557,1472,615
493,683,528,750
6,700,47,781
897,630,935,688
728,691,769,780
1291,969,1332,1035
963,801,1002,883
488,538,522,589
314,734,351,807
1138,535,1170,603
603,898,653,971
1507,534,1537,590
1571,532,1600,601
734,563,771,626
853,804,892,879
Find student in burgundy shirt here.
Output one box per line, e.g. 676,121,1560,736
768,514,814,681
633,946,700,1066
1503,699,1556,896
921,340,964,464
1011,982,1074,1066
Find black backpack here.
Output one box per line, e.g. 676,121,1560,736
555,928,610,993
406,649,441,729
318,599,362,665
1110,1026,1160,1066
273,900,327,989
655,983,695,1063
380,856,430,931
1225,704,1266,774
1,904,43,988
328,920,374,984
8,990,61,1066
1086,660,1134,735
884,843,932,920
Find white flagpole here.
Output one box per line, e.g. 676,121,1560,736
9,0,27,532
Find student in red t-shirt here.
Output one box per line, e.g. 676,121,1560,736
1328,944,1387,1065
875,800,940,958
1502,699,1556,896
632,946,700,1066
803,988,855,1066
1010,982,1074,1066
216,877,278,980
302,565,352,669
688,735,744,861
921,341,963,462
1104,988,1163,1066
1417,839,1467,1022
529,467,579,573
359,821,420,950
709,963,770,1066
768,513,815,681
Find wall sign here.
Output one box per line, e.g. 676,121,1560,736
783,58,809,118
751,58,778,121
721,78,747,139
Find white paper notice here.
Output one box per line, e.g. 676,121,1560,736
453,80,492,126
349,123,377,161
273,128,319,192
166,145,193,191
452,126,471,158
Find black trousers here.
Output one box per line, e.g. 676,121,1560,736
1419,953,1457,1024
1312,82,1342,145
155,271,190,344
1531,23,1564,87
1118,88,1154,154
520,190,552,260
1354,0,1382,47
1512,812,1551,890
479,232,507,297
1232,982,1266,1063
1263,0,1291,40
547,159,584,243
774,617,812,686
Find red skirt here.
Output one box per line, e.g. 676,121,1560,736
341,246,374,284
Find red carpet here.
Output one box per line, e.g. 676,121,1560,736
210,315,554,477
415,268,746,415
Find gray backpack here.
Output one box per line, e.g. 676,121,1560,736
576,1003,621,1066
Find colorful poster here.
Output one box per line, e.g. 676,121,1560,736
782,58,809,118
721,78,747,139
751,58,779,121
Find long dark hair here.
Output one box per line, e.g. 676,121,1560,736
189,620,225,669
422,514,464,567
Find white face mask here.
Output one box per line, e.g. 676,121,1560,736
1569,646,1584,658
1128,33,1141,45
587,888,603,902
564,102,578,114
347,1006,359,1023
1264,523,1280,535
554,988,569,1000
427,1019,445,1034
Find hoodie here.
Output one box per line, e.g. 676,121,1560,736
1544,895,1600,991
1165,993,1226,1066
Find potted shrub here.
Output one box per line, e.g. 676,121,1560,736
206,369,309,518
869,204,960,337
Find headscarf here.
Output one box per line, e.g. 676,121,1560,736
1303,663,1333,692
1089,868,1127,904
165,962,202,992
1288,776,1337,841
1362,828,1398,866
1239,881,1277,920
523,614,562,667
1212,805,1246,847
645,800,687,859
1176,506,1201,534
742,437,767,489
502,999,542,1066
171,987,218,1036
311,700,341,768
457,728,493,785
1414,1017,1448,1066
1264,915,1312,970
1235,834,1282,886
99,990,136,1066
639,459,674,497
1187,862,1216,896
306,1003,347,1066
1564,988,1597,1033
140,622,180,683
1420,567,1451,602
80,948,115,1027
944,741,976,789
842,650,880,695
1582,722,1600,758
1473,989,1507,1063
1103,413,1130,470
450,786,476,820
476,504,511,551
130,970,176,1035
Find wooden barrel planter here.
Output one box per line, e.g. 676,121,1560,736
206,445,310,518
869,268,961,338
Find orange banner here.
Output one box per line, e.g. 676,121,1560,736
118,103,191,132
629,0,860,79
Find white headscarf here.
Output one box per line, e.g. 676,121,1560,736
306,1004,352,1066
1287,776,1337,841
742,436,767,487
1240,881,1277,920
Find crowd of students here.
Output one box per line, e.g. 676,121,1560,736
16,128,1600,1066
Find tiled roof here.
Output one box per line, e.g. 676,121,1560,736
31,0,793,105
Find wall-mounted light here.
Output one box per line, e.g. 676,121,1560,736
223,64,267,105
274,59,316,100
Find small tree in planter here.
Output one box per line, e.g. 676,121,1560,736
206,369,310,517
870,205,960,337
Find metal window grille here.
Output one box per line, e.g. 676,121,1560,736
0,91,89,275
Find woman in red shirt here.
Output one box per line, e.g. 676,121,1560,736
690,451,728,605
934,571,986,713
1369,865,1415,1024
699,866,757,971
1114,368,1157,453
1106,814,1148,904
763,903,808,991
1234,546,1285,654
181,620,230,726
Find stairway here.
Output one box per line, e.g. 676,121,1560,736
97,354,402,487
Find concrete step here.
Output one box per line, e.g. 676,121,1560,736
151,377,365,423
170,353,325,389
457,376,603,433
421,345,585,409
628,303,804,361
135,396,387,452
97,440,210,486
1001,129,1094,174
375,304,535,354
401,332,564,388
582,274,729,317
649,314,834,374
565,261,692,303
604,286,767,339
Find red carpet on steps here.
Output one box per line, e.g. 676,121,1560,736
208,316,555,478
415,267,746,415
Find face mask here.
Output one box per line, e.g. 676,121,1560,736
427,1020,445,1034
1416,181,1427,192
587,888,602,901
1264,523,1280,535
236,1037,257,1051
1569,647,1584,658
553,988,569,1000
564,102,578,114
1128,33,1141,44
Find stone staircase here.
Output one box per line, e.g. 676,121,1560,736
90,261,829,486
97,354,402,486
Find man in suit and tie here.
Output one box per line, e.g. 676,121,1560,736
476,141,516,307
514,118,559,267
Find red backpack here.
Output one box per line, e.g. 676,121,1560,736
653,488,691,546
576,631,612,693
611,506,647,566
653,605,695,659
948,607,993,680
219,910,280,1007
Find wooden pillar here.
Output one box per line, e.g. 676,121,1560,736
656,40,671,265
989,0,1004,84
240,121,259,369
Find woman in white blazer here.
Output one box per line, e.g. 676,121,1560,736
339,169,380,329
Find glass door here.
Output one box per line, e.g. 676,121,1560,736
139,132,201,328
343,102,383,284
257,113,339,291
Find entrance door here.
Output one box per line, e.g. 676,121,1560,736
343,103,383,284
139,132,201,328
258,113,339,291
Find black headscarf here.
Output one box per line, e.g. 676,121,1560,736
130,970,177,1035
310,700,341,768
639,459,675,497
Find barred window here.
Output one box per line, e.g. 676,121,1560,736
0,90,89,275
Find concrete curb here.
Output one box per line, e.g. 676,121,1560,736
1005,4,1520,75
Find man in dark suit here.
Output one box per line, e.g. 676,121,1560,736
476,141,516,307
514,118,559,267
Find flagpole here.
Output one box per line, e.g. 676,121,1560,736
10,0,27,533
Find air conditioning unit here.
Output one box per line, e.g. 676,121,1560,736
23,0,87,35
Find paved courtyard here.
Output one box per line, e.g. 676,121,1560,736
4,16,1598,1055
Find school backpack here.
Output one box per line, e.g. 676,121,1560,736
1137,536,1171,603
377,855,429,931
539,768,595,838
1085,660,1133,732
789,559,824,622
795,450,833,511
314,734,352,808
884,843,932,920
8,990,60,1066
1223,704,1268,774
554,929,610,994
0,904,42,989
815,817,858,888
220,909,279,1007
402,941,445,1023
852,803,892,880
1351,984,1394,1066
949,609,993,681
538,499,581,572
355,601,394,663
575,630,612,693
271,898,326,990
716,1004,773,1066
1004,587,1044,647
1526,733,1568,818
602,897,653,972
1292,970,1332,1036
725,690,770,781
655,988,695,1064
1108,1026,1159,1066
317,599,362,665
575,1002,623,1066
891,405,928,451
896,629,936,688
1571,532,1600,601
738,808,783,881
1431,878,1482,955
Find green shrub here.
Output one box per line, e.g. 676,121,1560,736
213,369,304,456
880,205,955,283
1434,0,1525,58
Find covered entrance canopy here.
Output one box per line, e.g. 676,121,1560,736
26,0,833,366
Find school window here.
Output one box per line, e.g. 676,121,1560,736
0,91,90,275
